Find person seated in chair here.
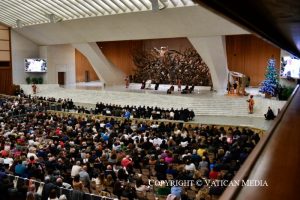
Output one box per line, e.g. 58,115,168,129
189,85,195,93
141,81,145,89
167,85,175,94
264,106,275,120
170,85,174,92
181,85,189,94
146,79,152,89
155,80,160,90
183,85,189,91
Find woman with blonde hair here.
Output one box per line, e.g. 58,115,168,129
72,174,83,191
103,174,114,188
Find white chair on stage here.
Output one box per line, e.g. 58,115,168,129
146,79,152,89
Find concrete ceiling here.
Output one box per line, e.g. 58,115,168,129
196,0,300,57
13,5,248,45
0,0,197,28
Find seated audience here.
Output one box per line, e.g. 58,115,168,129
0,95,261,199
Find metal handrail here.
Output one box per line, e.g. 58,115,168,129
4,173,116,200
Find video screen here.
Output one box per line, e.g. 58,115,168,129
281,56,300,79
25,58,47,72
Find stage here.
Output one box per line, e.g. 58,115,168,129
19,81,286,130
62,81,213,96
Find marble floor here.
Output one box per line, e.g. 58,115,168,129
20,82,286,130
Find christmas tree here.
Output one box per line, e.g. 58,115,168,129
259,58,279,96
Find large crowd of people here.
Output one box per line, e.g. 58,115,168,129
86,102,195,122
0,95,261,200
14,91,195,122
31,94,195,122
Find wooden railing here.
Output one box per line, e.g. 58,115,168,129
46,110,265,137
219,84,300,200
1,93,265,136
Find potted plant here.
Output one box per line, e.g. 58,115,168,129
31,77,38,84
278,85,295,100
37,77,43,84
26,77,31,84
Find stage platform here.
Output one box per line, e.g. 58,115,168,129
63,81,212,96
19,82,286,130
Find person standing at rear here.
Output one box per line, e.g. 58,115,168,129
32,83,37,94
177,79,182,91
247,95,255,114
124,76,129,88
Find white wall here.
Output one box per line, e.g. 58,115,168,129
39,44,76,84
11,30,39,84
72,43,125,86
189,36,229,93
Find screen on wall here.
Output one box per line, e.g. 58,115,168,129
281,56,300,79
25,58,47,72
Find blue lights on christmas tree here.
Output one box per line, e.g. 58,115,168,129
259,58,279,96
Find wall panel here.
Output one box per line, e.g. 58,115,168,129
0,30,9,39
0,68,12,94
98,40,143,75
75,49,99,82
0,40,10,50
144,38,193,51
0,23,12,94
226,35,280,86
0,51,10,60
0,24,8,29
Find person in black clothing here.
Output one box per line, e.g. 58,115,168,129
0,173,12,200
117,168,128,181
181,85,189,94
167,88,172,94
142,138,153,150
104,165,116,181
155,80,160,90
42,176,57,200
121,183,136,200
160,140,168,150
155,159,168,180
141,81,146,89
189,85,195,93
264,106,276,120
167,85,174,94
113,179,123,198
189,110,195,121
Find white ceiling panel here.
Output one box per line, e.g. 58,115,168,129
0,0,198,28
